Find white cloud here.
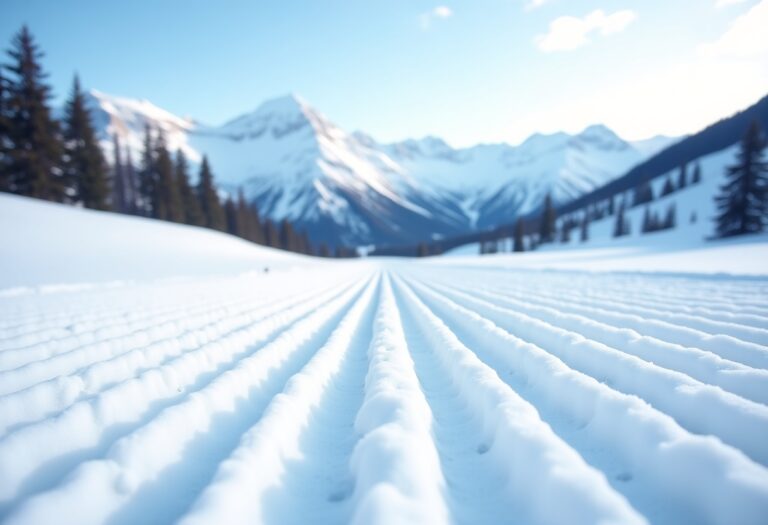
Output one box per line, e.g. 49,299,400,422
535,9,637,52
525,0,551,10
420,6,453,30
700,0,768,58
511,3,768,143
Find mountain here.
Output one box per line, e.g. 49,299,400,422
83,90,676,248
377,91,768,257
558,92,768,217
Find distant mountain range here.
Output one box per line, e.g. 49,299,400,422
83,90,677,248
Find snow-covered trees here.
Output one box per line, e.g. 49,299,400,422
715,121,768,238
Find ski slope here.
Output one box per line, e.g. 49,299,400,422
1,196,768,524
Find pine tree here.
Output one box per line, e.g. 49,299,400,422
715,121,768,237
124,147,138,214
614,202,629,237
692,163,702,184
632,181,654,207
678,163,688,190
642,206,654,233
2,26,64,200
513,218,525,252
224,196,238,235
279,219,297,252
263,219,280,248
539,193,556,243
607,195,615,216
248,202,265,244
560,219,572,243
298,231,311,254
152,130,182,221
63,75,109,210
197,155,225,230
580,212,589,242
661,176,675,197
138,124,155,216
664,203,677,230
175,150,202,225
111,134,127,212
234,188,254,240
0,68,10,190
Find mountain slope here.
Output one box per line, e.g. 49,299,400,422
83,90,675,248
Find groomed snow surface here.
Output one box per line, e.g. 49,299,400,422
1,195,768,524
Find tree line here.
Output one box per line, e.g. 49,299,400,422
476,120,766,256
0,25,339,257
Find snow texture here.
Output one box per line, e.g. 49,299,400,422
0,195,767,525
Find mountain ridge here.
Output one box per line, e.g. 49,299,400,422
83,90,677,247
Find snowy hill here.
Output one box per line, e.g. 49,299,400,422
445,144,768,275
0,193,306,289
82,90,675,248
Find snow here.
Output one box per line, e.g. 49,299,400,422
445,144,768,276
1,194,767,524
81,89,675,246
0,193,304,290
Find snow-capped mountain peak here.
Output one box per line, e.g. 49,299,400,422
573,124,629,151
81,90,677,247
214,93,339,143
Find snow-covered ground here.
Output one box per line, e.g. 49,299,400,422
1,194,767,525
446,144,768,276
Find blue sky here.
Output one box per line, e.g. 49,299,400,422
1,0,766,146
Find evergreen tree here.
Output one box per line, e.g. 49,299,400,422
642,206,654,233
660,176,675,197
197,155,225,230
2,26,64,200
632,180,654,207
63,75,109,210
124,147,138,214
0,68,9,190
715,121,768,237
298,231,311,254
279,219,299,252
152,130,182,222
539,193,556,243
248,202,265,244
607,195,615,216
664,203,677,230
235,188,261,241
580,212,589,242
138,124,155,216
263,219,280,248
175,150,202,225
417,243,429,257
111,134,125,212
692,163,702,184
614,202,629,237
678,163,688,190
224,196,238,235
513,218,525,252
560,219,572,243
